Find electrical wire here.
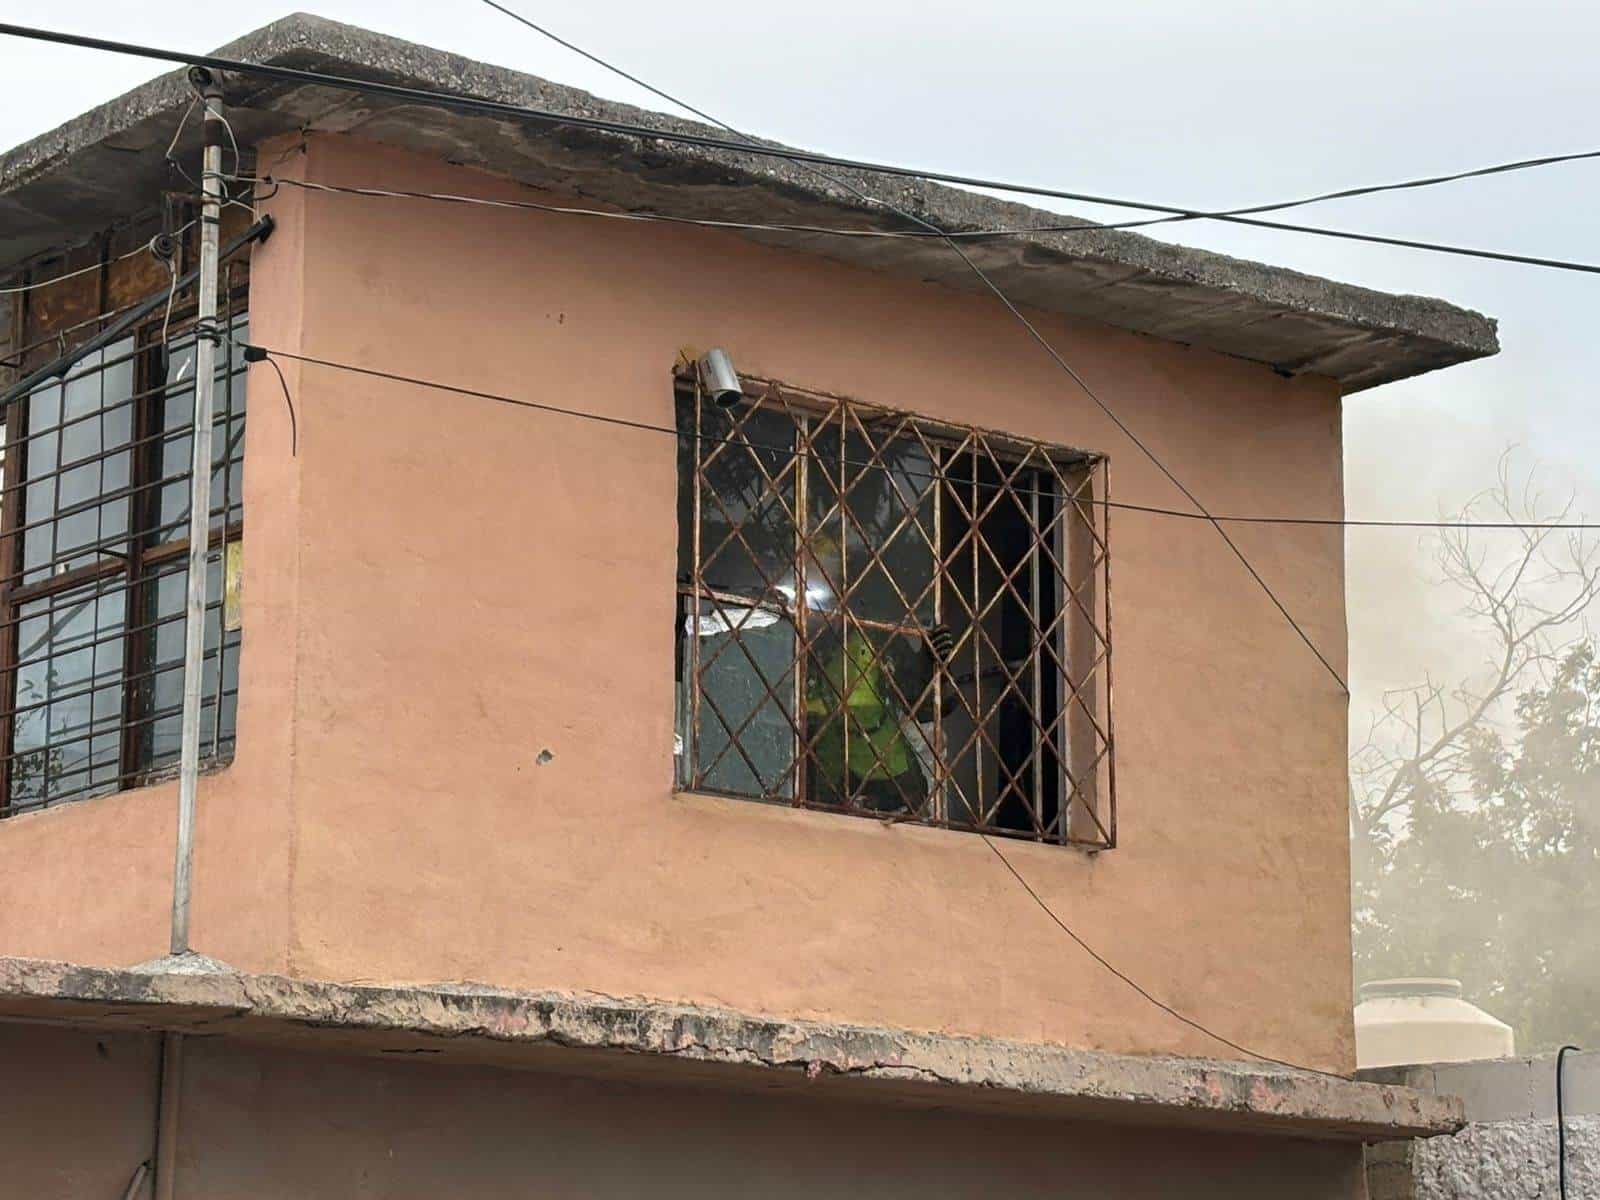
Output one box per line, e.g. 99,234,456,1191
1558,1045,1582,1200
157,256,179,346
202,92,240,179
466,0,1350,697
120,1161,151,1200
464,0,1600,269
4,20,1600,266
245,345,1600,532
239,344,296,455
978,834,1347,1077
0,246,128,297
245,173,1600,276
249,337,1357,1076
245,342,1600,1077
0,226,193,298
5,10,1576,1084
1,81,204,301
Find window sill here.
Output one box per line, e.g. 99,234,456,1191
671,784,1107,851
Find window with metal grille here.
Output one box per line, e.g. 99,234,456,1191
0,306,248,814
675,376,1115,848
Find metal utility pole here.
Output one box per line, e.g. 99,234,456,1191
170,66,225,955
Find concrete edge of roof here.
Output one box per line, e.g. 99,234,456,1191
0,12,1500,392
0,953,1462,1141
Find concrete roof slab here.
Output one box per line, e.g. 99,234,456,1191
0,14,1497,393
0,955,1461,1142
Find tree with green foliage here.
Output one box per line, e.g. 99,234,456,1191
1350,458,1600,1053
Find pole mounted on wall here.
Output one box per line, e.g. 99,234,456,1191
169,65,226,957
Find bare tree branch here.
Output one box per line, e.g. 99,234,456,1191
1351,454,1600,839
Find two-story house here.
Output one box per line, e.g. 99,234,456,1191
0,15,1494,1197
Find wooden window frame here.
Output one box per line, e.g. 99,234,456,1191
0,266,249,814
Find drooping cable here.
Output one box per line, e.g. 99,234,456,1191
3,20,1599,263
244,338,1353,1078
1558,1045,1583,1200
465,0,1600,263
246,344,1600,531
0,222,195,299
239,342,297,455
247,173,1600,276
979,834,1348,1077
468,0,1349,696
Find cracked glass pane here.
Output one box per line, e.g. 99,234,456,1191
679,596,796,798
806,422,935,626
676,392,795,604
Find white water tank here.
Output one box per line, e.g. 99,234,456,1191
1355,978,1515,1068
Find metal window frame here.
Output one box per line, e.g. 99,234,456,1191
675,373,1116,850
0,269,249,815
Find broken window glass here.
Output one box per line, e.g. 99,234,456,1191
2,310,251,814
675,379,1114,848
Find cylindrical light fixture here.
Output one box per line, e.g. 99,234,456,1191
697,347,743,407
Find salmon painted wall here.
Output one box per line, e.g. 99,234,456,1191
0,130,1353,1070
0,178,308,973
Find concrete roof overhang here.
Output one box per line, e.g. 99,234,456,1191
0,954,1462,1142
0,14,1497,393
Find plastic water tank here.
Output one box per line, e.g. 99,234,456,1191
1354,978,1515,1068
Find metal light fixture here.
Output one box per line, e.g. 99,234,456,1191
697,347,743,407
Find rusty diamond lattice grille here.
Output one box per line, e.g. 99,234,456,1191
674,378,1114,849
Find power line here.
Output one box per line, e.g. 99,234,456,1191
249,339,1350,1081
455,0,1348,695
464,0,1600,266
0,17,1547,1078
0,225,197,297
978,834,1347,1078
250,173,1600,277
4,20,1599,267
463,0,1600,276
243,342,1600,532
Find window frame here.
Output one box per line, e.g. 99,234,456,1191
0,278,249,814
674,372,1116,849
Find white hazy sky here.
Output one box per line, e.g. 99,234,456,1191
3,1,1597,727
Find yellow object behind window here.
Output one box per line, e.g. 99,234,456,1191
224,540,243,632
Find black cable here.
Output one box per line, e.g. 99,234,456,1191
0,216,275,408
0,20,1573,685
249,344,1600,532
5,20,1600,266
465,0,1600,265
1558,1045,1582,1200
253,173,1600,277
979,834,1347,1077
468,1,1349,697
938,226,1351,692
4,2,1540,1067
239,339,1356,1079
259,341,1600,1078
240,343,296,455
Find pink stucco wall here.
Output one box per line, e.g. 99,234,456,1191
0,132,1352,1070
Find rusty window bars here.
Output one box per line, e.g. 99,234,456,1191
0,302,248,815
674,377,1115,849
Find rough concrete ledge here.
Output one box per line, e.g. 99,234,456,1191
1360,1055,1598,1199
0,954,1457,1141
1362,1052,1599,1124
0,13,1496,392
